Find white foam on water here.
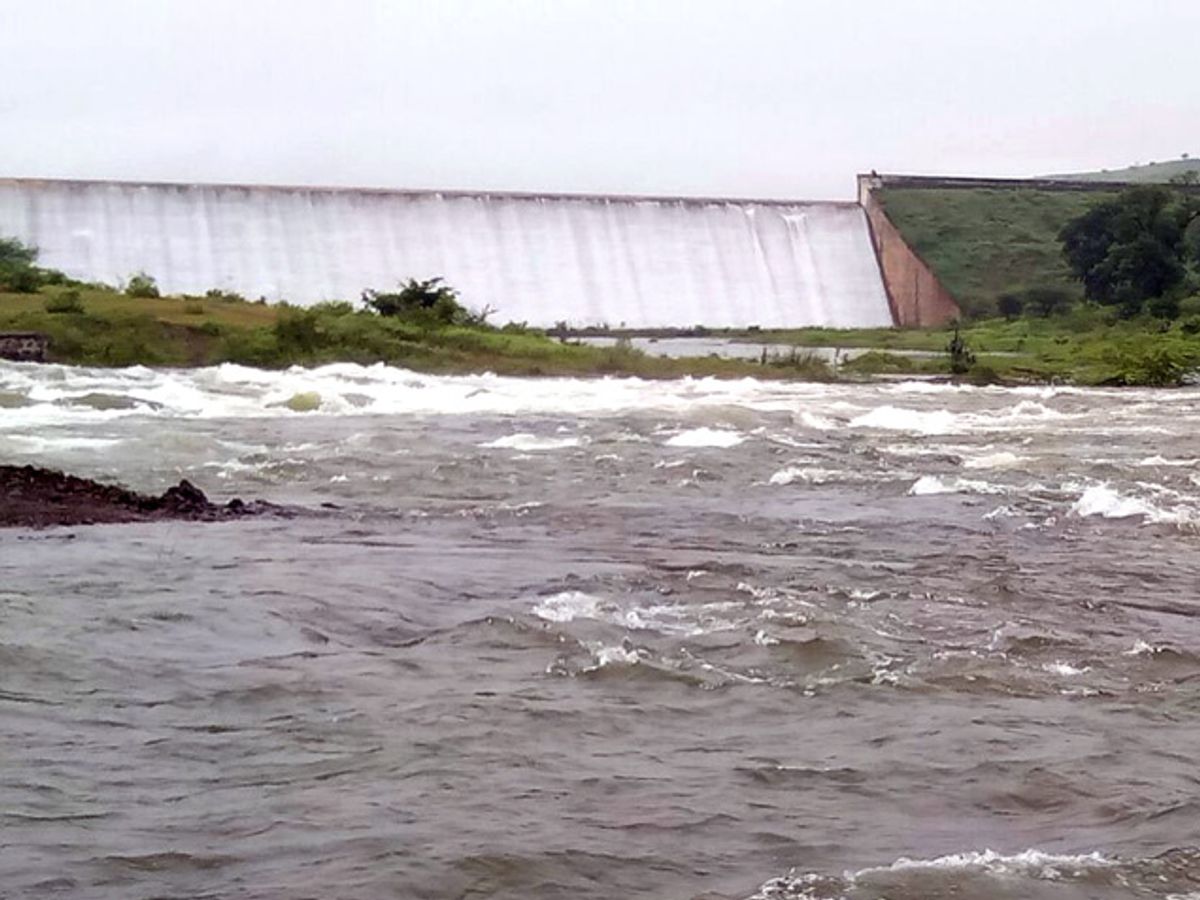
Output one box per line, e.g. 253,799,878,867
886,380,971,395
853,847,1114,878
0,361,845,424
590,644,641,667
3,435,124,452
529,591,704,635
798,411,836,430
749,849,1117,900
480,433,581,451
908,475,1003,496
665,427,745,448
1042,661,1089,676
530,591,604,623
1138,455,1200,467
1071,485,1158,520
768,466,842,486
962,450,1027,469
850,406,958,435
1124,639,1164,656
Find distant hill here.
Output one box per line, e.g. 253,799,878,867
1049,157,1200,183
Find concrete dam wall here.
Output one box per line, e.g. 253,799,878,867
0,178,897,329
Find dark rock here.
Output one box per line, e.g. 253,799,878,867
0,465,273,528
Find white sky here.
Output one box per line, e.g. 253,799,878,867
1,0,1197,200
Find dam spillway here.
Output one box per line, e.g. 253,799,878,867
0,178,895,329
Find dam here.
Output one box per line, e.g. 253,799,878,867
0,177,955,328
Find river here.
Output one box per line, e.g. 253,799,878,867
3,361,1200,899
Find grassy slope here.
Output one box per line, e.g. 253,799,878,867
0,287,833,381
1052,157,1200,183
875,187,1114,317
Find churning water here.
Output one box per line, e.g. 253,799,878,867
4,361,1200,898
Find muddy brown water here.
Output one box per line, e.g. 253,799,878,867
3,362,1200,898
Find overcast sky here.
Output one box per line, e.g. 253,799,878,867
1,0,1197,200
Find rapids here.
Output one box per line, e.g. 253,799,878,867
4,360,1200,898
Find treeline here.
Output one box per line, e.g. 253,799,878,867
1001,185,1200,323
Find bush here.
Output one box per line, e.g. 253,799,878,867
363,278,492,328
3,267,42,293
1023,286,1075,318
125,272,160,299
273,308,323,355
1147,294,1181,320
44,290,84,314
1180,315,1200,336
839,350,911,375
1117,344,1188,387
205,288,246,303
947,325,976,375
997,292,1024,321
183,301,205,315
311,300,356,317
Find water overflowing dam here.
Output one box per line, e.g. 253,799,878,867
0,178,896,328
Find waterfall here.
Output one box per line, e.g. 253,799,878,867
0,180,893,328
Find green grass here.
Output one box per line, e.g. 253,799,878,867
876,187,1116,318
740,302,1200,386
6,285,1200,386
1051,157,1200,183
0,287,835,381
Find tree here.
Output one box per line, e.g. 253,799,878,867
125,272,160,298
1024,286,1074,317
997,292,1024,321
0,236,42,293
0,236,37,269
1059,186,1199,317
362,278,492,327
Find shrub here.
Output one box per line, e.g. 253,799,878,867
1117,344,1188,387
183,301,205,315
0,236,77,292
3,267,42,293
1147,294,1181,320
125,272,160,298
997,292,1024,321
840,350,911,375
273,308,323,355
362,278,492,328
1180,316,1200,336
44,290,84,314
205,288,246,303
311,300,355,317
1023,286,1075,318
947,324,976,375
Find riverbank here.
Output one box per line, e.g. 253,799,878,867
3,286,1200,385
0,287,833,380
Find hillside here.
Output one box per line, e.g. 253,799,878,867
1049,157,1200,183
875,186,1115,318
